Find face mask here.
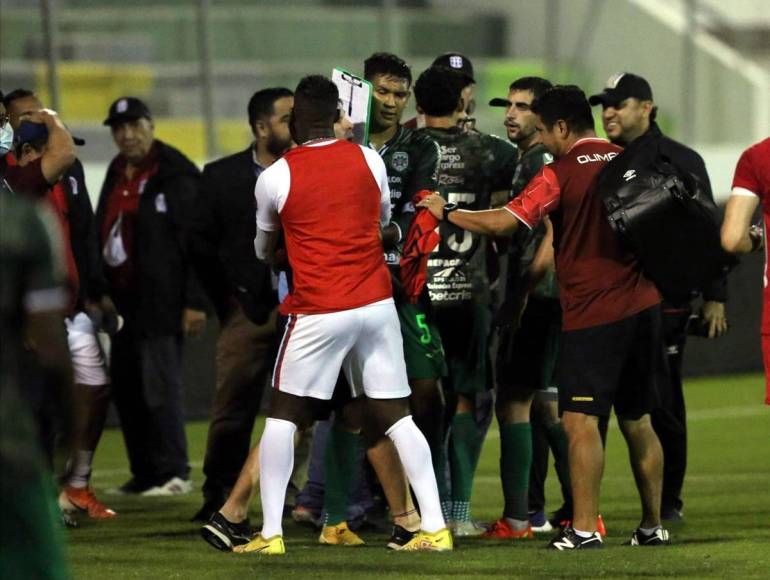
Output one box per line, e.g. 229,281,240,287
0,123,13,156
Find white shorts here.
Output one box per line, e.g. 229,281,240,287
65,312,110,386
273,298,411,400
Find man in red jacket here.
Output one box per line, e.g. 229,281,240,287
419,85,670,550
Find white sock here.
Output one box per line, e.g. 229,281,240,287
68,450,94,489
386,415,445,534
259,418,297,538
573,528,595,538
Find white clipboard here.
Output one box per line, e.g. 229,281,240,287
332,67,373,146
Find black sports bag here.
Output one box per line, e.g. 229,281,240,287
600,160,736,297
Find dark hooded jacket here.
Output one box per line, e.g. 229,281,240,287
95,140,208,336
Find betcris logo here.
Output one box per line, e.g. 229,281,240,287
577,152,618,164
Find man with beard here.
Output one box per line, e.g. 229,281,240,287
189,88,292,521
485,76,575,538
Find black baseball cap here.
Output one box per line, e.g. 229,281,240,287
589,73,653,107
103,96,152,126
15,121,86,146
432,52,475,84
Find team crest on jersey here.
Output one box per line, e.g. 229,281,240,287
391,151,409,172
543,152,554,164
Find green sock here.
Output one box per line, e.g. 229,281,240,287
449,413,481,521
545,421,572,503
500,422,532,521
322,426,359,526
432,434,450,505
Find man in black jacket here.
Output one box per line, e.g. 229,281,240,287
96,97,208,496
188,88,291,520
590,73,728,520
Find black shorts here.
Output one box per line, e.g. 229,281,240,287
558,305,664,418
434,302,492,395
496,297,561,399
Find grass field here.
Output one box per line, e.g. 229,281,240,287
66,374,769,579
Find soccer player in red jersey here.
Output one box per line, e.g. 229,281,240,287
235,75,450,555
721,137,770,404
419,85,671,549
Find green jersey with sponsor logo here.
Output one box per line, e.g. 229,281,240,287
506,143,559,299
418,126,517,307
374,125,441,268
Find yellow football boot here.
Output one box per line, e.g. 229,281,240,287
399,527,453,552
232,534,285,555
319,522,365,546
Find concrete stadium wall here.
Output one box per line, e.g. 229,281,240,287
433,0,770,145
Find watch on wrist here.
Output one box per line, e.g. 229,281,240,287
442,202,459,221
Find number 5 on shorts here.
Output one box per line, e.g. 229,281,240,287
416,313,431,344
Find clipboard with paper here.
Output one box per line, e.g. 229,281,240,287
332,68,373,146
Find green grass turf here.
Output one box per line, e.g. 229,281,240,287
67,374,770,579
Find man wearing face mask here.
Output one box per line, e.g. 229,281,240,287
0,94,14,159
4,89,119,521
590,73,728,521
0,105,75,197
96,97,208,497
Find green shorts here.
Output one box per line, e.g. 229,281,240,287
434,302,492,395
397,301,447,380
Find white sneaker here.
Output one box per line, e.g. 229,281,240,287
141,477,193,496
531,520,553,533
